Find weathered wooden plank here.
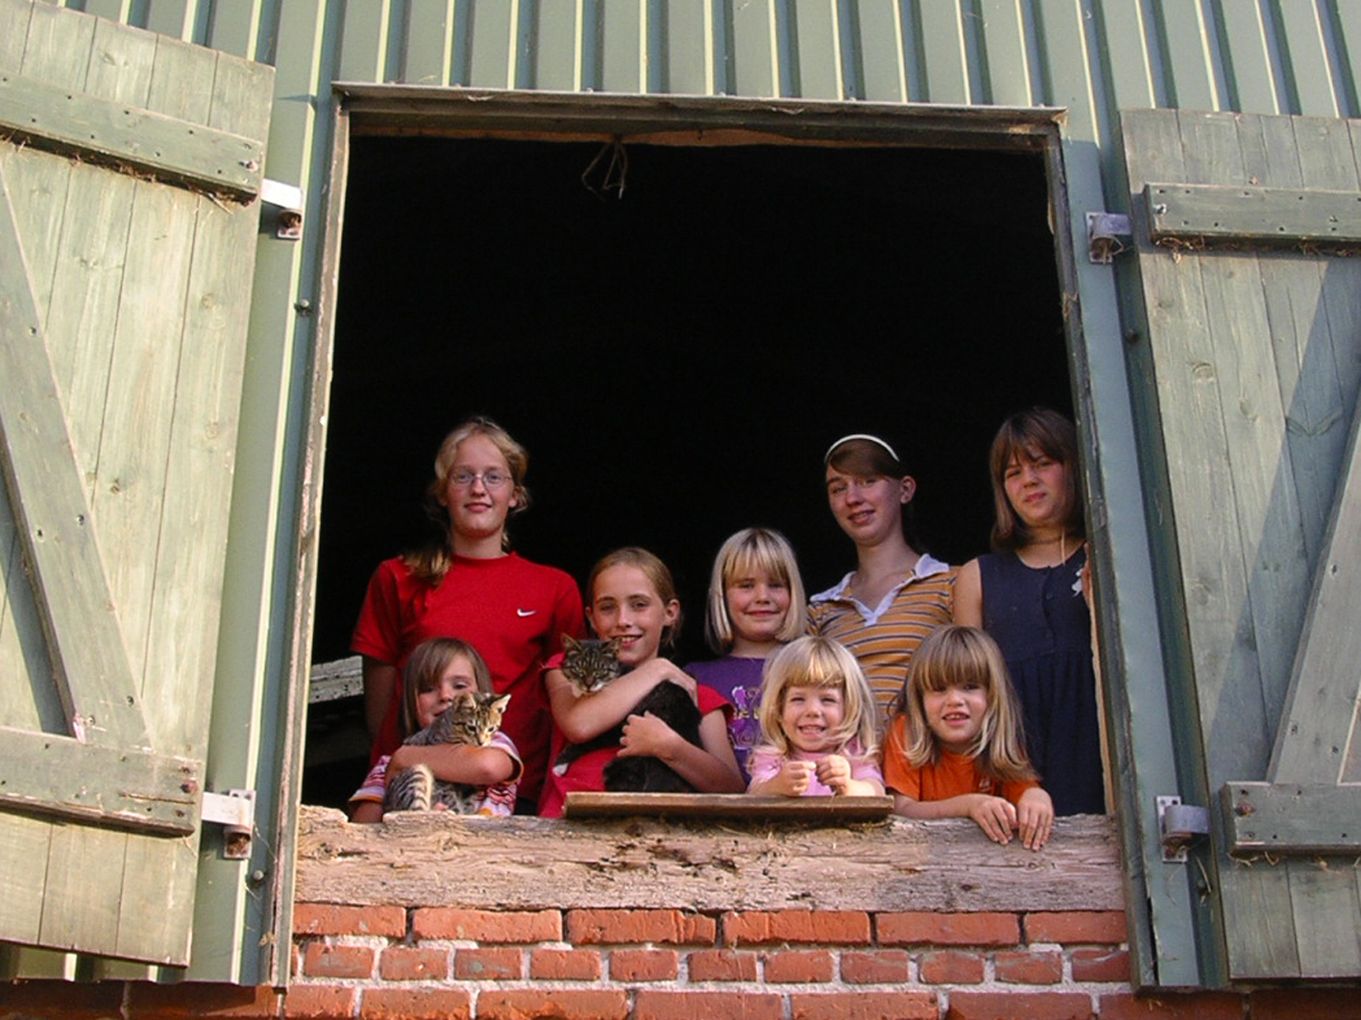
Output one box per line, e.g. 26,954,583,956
661,0,712,95
1215,0,1279,116
0,728,200,834
1154,0,1218,111
36,820,126,956
1267,399,1361,784
466,0,517,88
1145,182,1361,244
0,0,31,72
1096,0,1156,110
1123,108,1299,981
1222,783,1361,854
0,464,57,733
0,161,146,749
728,0,777,98
1284,863,1361,978
913,0,970,104
402,0,454,85
0,808,50,945
597,0,645,93
564,792,893,821
0,73,263,199
295,806,1123,913
531,0,581,91
113,817,198,964
850,0,904,103
1275,1,1338,118
309,655,363,703
977,0,1031,106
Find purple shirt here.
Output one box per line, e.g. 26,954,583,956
685,655,767,781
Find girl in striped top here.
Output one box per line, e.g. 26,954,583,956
808,434,956,733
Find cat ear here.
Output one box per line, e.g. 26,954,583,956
491,693,511,712
562,634,581,652
605,637,622,653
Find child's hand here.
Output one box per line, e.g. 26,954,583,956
617,711,679,759
814,754,851,794
967,794,1019,844
776,759,815,797
1016,787,1054,850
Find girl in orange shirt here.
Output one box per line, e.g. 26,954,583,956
884,624,1053,849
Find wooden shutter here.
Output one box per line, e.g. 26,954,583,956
0,1,271,967
1121,108,1361,983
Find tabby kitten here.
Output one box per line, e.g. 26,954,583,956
383,690,510,814
553,635,703,793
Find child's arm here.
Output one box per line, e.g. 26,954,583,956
893,791,1019,845
816,754,885,796
388,742,518,787
361,656,400,743
748,758,815,797
546,659,696,743
952,559,983,627
350,801,384,823
616,708,746,793
1015,786,1054,850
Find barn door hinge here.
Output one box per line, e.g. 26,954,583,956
1158,795,1210,862
261,178,303,240
201,789,256,860
1087,211,1132,264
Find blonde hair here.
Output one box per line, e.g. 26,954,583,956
894,625,1035,782
400,637,493,736
704,528,808,653
405,416,531,583
585,547,682,650
756,636,877,758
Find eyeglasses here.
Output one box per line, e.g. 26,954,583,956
449,470,512,490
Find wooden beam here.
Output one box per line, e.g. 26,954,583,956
295,806,1122,913
1144,181,1361,246
563,792,893,821
1221,782,1361,854
0,71,263,199
0,160,146,749
0,728,200,835
1269,391,1361,784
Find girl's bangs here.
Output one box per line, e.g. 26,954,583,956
727,541,789,586
914,650,993,694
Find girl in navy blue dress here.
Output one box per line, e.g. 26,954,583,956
953,409,1105,816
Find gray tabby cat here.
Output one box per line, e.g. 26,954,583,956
552,635,702,792
383,690,510,814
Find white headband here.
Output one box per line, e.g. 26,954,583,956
824,433,900,464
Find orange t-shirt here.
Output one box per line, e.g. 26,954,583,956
882,716,1037,806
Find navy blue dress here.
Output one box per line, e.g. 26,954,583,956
979,547,1105,816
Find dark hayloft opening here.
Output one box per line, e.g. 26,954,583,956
304,133,1068,805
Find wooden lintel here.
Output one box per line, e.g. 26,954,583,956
1220,782,1361,855
295,806,1121,913
0,728,201,835
564,792,893,821
1144,181,1361,247
0,71,263,199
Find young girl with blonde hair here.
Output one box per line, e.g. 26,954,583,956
686,527,808,779
884,624,1053,849
746,636,884,797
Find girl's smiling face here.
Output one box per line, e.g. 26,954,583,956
415,653,480,729
922,681,989,754
725,569,791,647
780,683,845,754
587,564,679,668
440,433,519,543
1003,447,1070,533
825,466,914,547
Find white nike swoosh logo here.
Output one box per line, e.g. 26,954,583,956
517,609,537,617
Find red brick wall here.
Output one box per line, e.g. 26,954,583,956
7,905,1353,1019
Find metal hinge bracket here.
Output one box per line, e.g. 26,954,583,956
202,788,256,860
1087,211,1132,264
1158,795,1210,862
261,178,303,240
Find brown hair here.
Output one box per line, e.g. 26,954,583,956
400,637,493,736
892,625,1035,783
824,436,923,552
404,416,530,583
585,547,682,650
988,407,1083,552
704,527,808,653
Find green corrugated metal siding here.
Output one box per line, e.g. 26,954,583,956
39,0,1361,990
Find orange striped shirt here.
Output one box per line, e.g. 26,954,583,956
807,555,957,732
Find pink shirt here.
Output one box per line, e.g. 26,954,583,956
746,739,883,797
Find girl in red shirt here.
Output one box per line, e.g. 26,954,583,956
884,624,1054,849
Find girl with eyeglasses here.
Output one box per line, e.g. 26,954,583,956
351,416,584,814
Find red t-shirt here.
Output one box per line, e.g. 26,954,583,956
352,553,584,808
882,715,1038,806
537,655,732,818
